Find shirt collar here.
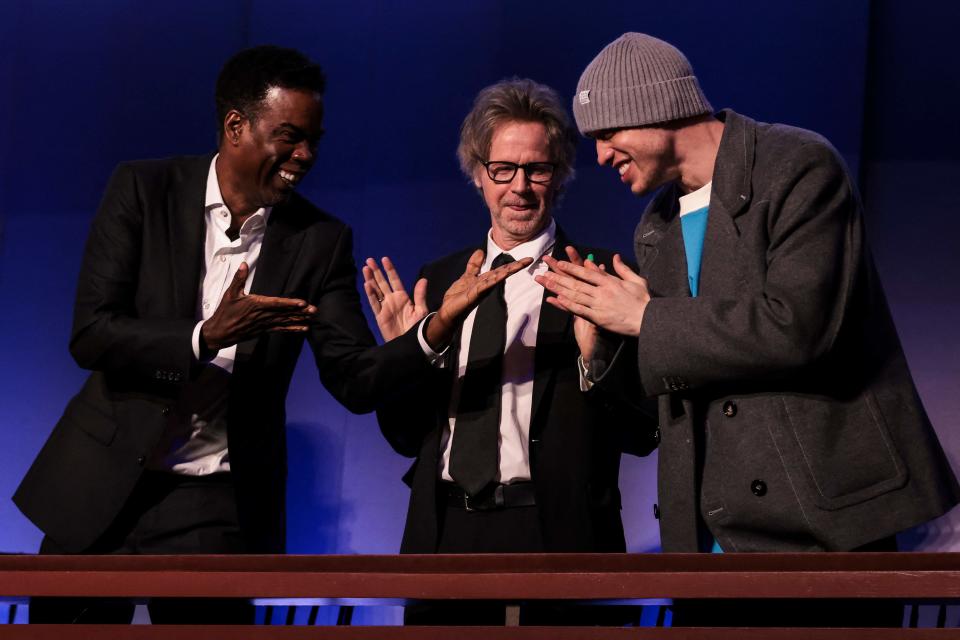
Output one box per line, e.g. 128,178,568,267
205,154,271,237
484,218,557,270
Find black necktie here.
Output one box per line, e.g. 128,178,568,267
450,252,514,496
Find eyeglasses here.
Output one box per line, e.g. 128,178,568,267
479,159,557,185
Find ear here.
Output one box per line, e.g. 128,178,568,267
223,110,246,146
472,168,483,190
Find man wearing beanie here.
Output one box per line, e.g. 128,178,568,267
539,32,959,627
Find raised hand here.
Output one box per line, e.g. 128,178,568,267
362,256,428,342
201,262,317,352
425,249,533,350
537,253,650,338
562,246,604,361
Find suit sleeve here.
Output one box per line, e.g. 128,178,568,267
373,265,447,457
69,163,196,383
307,227,431,414
637,141,863,395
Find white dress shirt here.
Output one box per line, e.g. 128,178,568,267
421,219,557,485
147,155,271,475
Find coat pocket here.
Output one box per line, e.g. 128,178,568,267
63,396,119,447
778,391,907,510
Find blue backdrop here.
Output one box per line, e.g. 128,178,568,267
1,0,957,577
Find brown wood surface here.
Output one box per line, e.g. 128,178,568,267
1,553,959,599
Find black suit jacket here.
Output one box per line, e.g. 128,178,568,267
14,154,428,553
377,230,658,554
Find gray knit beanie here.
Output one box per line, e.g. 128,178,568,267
573,33,712,135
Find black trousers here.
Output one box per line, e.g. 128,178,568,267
29,471,254,625
404,491,634,626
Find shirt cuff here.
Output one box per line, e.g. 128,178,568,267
417,312,449,367
577,354,595,392
192,321,204,361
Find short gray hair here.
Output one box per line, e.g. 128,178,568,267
458,78,577,186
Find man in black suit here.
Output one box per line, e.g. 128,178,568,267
13,45,525,625
362,78,657,625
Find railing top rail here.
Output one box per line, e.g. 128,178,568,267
2,552,958,573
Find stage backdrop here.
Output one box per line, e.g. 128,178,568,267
1,0,957,591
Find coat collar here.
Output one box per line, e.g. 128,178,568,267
711,109,756,219
636,108,757,246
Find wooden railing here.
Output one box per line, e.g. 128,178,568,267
1,552,959,638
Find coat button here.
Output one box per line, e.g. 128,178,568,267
161,407,170,416
653,503,660,519
722,400,738,417
137,455,146,466
751,479,767,496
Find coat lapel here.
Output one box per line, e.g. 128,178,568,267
168,155,210,318
248,202,304,298
235,198,306,361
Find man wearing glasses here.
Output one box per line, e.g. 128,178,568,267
362,78,657,625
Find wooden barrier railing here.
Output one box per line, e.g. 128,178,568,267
1,552,959,638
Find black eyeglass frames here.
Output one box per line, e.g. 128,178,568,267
478,159,557,184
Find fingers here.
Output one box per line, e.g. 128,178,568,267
477,256,533,290
364,258,391,295
413,277,428,309
544,295,571,313
564,245,584,267
535,270,598,302
464,249,485,277
382,256,406,293
248,294,311,311
363,279,382,313
543,255,607,286
612,254,645,283
553,294,597,323
226,262,250,297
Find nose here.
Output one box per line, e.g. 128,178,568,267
509,166,533,191
595,139,614,166
292,140,316,165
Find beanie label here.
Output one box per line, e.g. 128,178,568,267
578,90,591,105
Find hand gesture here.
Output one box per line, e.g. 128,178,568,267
201,262,317,352
425,249,533,350
561,246,604,361
362,256,428,342
537,253,650,338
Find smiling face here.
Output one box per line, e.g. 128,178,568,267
475,120,558,250
218,86,324,216
593,125,679,196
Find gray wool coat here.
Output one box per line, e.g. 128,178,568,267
632,109,959,552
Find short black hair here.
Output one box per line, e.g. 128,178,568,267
215,45,326,138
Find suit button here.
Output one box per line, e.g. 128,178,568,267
722,400,738,417
161,407,170,416
751,479,767,496
653,503,660,520
137,455,146,466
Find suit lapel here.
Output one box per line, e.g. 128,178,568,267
248,202,304,298
530,231,572,434
236,199,306,362
168,156,210,318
